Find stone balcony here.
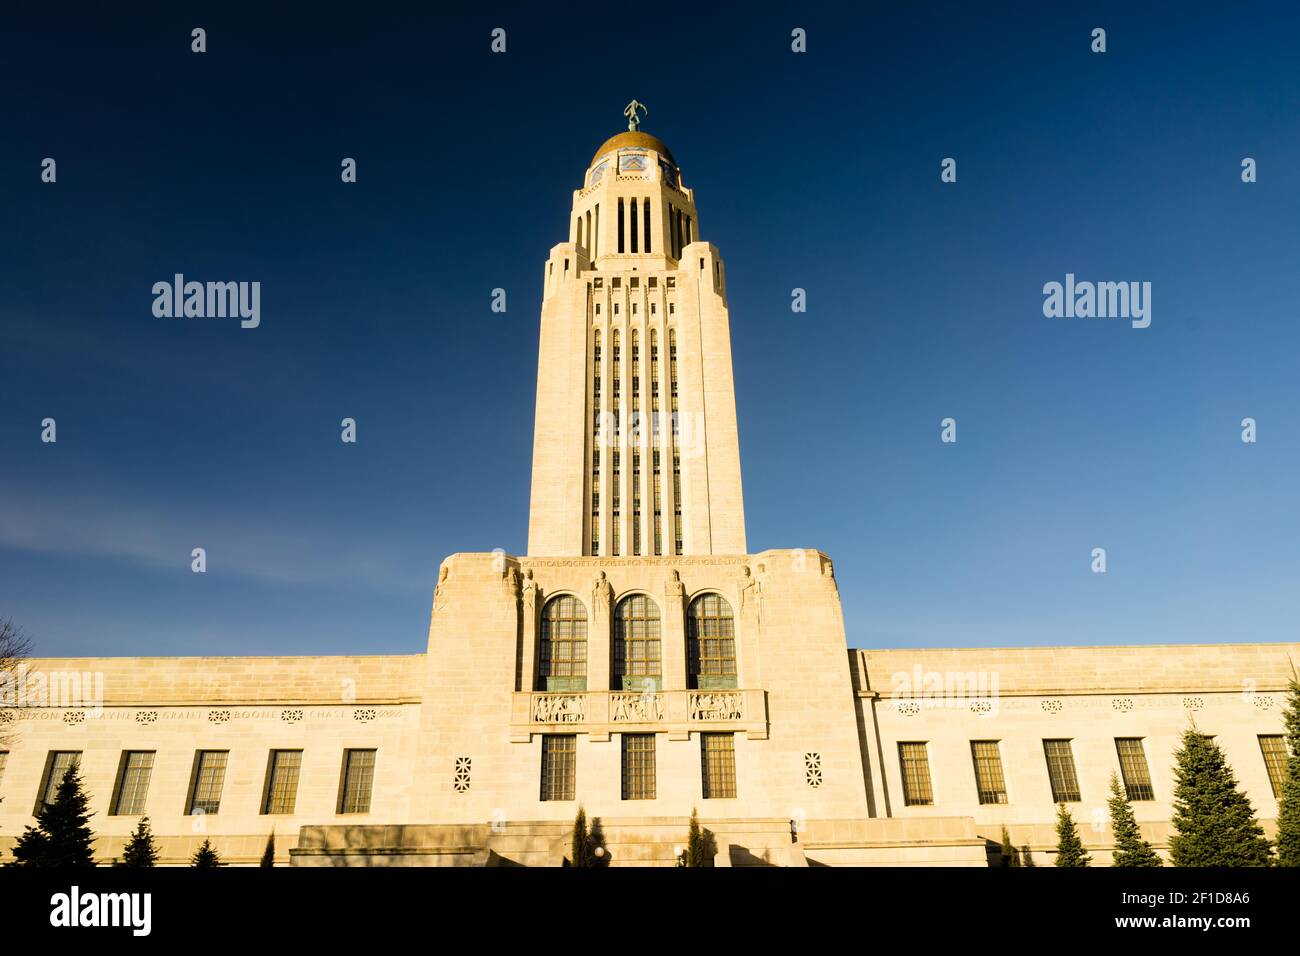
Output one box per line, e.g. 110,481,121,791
509,688,768,742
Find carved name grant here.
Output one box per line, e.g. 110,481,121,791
611,692,664,722
689,691,743,721
532,694,585,723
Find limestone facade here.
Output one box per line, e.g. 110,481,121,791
1,126,1294,866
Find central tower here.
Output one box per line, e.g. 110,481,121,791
412,111,869,852
526,121,746,557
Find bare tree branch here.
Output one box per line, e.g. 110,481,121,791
1,617,33,746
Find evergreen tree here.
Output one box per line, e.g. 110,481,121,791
1020,845,1035,867
191,837,222,868
260,832,276,867
1107,772,1161,867
117,816,159,868
587,816,610,868
1169,727,1272,866
1053,803,1091,867
569,806,594,867
999,826,1019,867
9,762,96,867
684,808,711,867
1275,675,1300,867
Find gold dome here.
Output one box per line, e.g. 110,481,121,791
591,130,675,166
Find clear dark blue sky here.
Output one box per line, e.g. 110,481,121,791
2,3,1298,656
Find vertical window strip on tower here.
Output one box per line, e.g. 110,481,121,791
653,449,662,555
650,331,659,416
591,328,601,554
673,453,682,553
1115,738,1154,801
669,330,678,416
970,740,1007,805
631,330,640,418
632,451,642,555
898,742,933,806
630,198,638,253
591,451,600,557
611,450,621,556
643,196,651,254
617,198,625,254
1042,739,1081,802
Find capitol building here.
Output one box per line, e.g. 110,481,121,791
2,115,1295,866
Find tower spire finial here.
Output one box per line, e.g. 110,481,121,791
623,99,648,132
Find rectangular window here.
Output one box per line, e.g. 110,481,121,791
541,735,576,801
1043,739,1081,802
263,750,303,814
188,750,228,815
621,734,656,800
970,740,1007,804
1115,738,1155,801
898,742,933,806
111,751,155,815
338,748,376,814
701,733,737,799
37,751,82,813
1259,735,1287,798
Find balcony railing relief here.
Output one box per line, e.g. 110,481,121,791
511,688,767,742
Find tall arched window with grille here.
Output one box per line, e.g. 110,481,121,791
538,595,588,692
591,328,601,554
687,593,737,689
613,594,661,691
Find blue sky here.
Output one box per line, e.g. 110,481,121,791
2,2,1298,656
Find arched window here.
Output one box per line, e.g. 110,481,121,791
687,594,736,689
539,595,588,692
613,594,661,691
